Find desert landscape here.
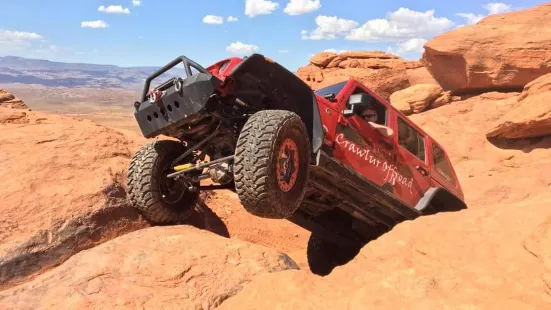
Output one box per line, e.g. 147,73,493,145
1,2,551,309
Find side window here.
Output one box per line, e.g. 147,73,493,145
432,143,456,186
351,87,388,126
397,117,426,162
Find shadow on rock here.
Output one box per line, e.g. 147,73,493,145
186,195,230,239
487,135,551,152
306,199,469,277
304,209,385,277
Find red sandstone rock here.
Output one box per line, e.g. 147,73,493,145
422,3,551,93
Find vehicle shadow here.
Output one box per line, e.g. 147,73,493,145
186,195,230,238
307,223,391,277
308,204,468,276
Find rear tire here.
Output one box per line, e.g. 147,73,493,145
126,140,199,224
234,110,311,219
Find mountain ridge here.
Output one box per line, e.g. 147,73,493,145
0,55,189,89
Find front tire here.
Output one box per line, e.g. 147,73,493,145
233,110,311,219
126,140,199,224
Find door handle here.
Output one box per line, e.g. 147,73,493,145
416,165,429,176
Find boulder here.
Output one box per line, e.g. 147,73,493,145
422,3,551,93
359,68,411,101
478,91,521,101
310,52,338,67
389,84,443,114
487,74,551,139
430,91,461,109
0,107,148,289
407,92,551,208
0,89,15,102
518,72,551,101
221,194,551,309
0,226,299,309
406,66,439,86
0,89,30,110
297,51,428,100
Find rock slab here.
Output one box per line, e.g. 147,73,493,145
389,84,443,115
0,107,147,288
0,225,299,310
422,3,551,93
297,51,436,100
0,89,29,110
487,73,551,139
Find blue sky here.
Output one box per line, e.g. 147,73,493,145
0,0,546,71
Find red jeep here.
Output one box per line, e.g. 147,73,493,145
127,54,467,275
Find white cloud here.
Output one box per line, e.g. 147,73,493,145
0,30,76,59
456,13,484,25
457,2,513,25
132,0,141,7
245,0,279,17
0,29,43,42
81,20,109,29
485,2,512,14
346,8,454,42
323,48,349,54
278,49,290,53
0,29,44,54
203,15,224,24
227,16,239,22
98,5,130,14
302,15,359,40
396,38,427,53
226,41,259,54
385,38,428,58
283,0,321,15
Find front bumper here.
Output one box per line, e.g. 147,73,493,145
133,56,221,138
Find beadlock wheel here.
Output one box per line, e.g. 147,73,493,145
233,110,311,219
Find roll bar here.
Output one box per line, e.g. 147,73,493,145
140,56,210,103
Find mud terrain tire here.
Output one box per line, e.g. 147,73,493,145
127,140,199,224
234,110,311,219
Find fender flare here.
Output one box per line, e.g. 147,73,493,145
228,53,324,157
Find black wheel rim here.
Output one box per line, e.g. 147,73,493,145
159,164,187,204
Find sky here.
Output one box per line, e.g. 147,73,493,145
0,0,546,71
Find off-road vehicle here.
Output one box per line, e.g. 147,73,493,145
127,54,467,275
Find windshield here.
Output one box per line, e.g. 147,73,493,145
314,80,348,97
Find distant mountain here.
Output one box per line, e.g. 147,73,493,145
0,56,189,89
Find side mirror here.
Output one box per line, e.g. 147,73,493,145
323,93,337,102
342,93,372,116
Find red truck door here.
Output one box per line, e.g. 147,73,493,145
332,86,399,191
392,115,432,207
